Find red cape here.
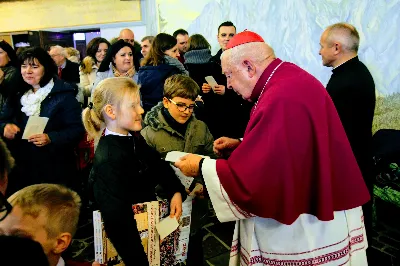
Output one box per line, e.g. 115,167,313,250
216,58,370,224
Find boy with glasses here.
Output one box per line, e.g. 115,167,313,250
141,74,215,266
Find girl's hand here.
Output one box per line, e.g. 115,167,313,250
169,192,182,220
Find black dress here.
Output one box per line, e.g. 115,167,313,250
89,133,186,266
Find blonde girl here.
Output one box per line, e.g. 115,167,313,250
83,77,185,265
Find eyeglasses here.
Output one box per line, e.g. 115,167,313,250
0,192,12,222
168,99,196,112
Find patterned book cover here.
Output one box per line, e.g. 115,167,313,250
93,199,192,266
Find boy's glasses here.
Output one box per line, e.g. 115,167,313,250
168,99,196,112
0,192,12,222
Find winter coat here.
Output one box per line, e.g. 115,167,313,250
79,56,98,97
138,56,188,113
141,102,215,158
90,133,187,266
0,65,24,111
0,78,85,194
141,102,215,234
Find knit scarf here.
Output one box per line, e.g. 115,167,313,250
21,79,54,116
183,49,212,64
112,64,135,78
162,107,190,137
164,56,189,75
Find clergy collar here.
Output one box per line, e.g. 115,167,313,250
105,128,132,136
250,58,282,102
332,56,359,73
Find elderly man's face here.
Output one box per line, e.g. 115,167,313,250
319,31,336,67
49,48,65,67
221,55,253,101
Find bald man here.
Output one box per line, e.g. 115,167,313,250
320,23,376,238
118,28,142,71
175,31,369,265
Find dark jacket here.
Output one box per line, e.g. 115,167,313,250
133,41,143,71
186,49,252,139
90,133,186,266
138,64,182,113
0,65,24,111
0,78,84,194
210,49,223,66
61,59,80,84
326,56,376,183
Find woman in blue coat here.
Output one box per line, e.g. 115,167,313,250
0,47,84,195
138,33,188,113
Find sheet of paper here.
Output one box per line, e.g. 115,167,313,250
22,116,49,139
165,151,209,163
205,76,218,88
156,216,179,240
170,165,193,189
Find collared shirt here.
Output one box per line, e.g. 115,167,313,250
60,60,67,69
105,128,132,137
56,257,65,266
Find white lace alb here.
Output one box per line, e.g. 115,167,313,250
21,79,54,116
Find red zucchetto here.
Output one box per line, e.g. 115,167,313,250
225,30,265,50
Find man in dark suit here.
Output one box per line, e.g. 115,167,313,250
320,22,376,239
48,45,80,84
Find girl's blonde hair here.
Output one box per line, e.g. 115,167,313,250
82,77,140,140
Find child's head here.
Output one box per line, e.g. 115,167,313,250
0,184,81,264
83,77,143,139
163,74,200,124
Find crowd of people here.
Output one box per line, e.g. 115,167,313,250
0,20,376,266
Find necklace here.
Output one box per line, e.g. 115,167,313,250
252,61,284,114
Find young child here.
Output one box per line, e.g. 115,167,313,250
83,77,186,265
141,74,215,266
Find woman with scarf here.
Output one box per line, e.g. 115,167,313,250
92,40,137,97
0,47,84,195
79,37,110,103
138,33,188,114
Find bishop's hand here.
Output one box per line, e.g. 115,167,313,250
174,154,202,177
213,137,241,157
